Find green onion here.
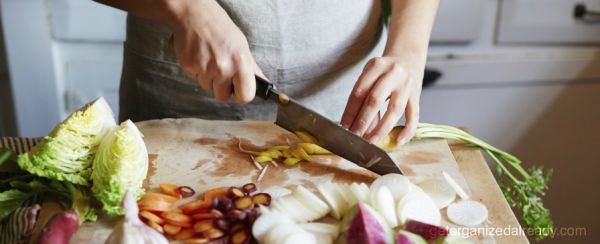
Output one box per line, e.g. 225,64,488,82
414,123,553,240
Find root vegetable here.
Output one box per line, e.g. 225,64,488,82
228,187,246,198
242,183,257,193
164,224,182,235
139,210,164,224
231,228,250,244
417,178,456,209
397,192,441,226
252,193,272,206
442,171,470,200
177,186,195,198
174,228,195,240
446,200,488,226
370,186,398,227
294,130,318,144
193,220,214,233
403,220,449,241
159,183,182,199
233,196,254,210
38,211,80,244
284,157,302,166
226,209,247,221
370,174,412,201
160,211,193,228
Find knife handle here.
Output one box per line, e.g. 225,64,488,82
255,75,273,99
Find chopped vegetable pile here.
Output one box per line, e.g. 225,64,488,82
137,183,271,243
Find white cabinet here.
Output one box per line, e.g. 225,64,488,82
430,0,486,43
498,0,600,44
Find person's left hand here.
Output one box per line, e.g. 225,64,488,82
341,55,424,145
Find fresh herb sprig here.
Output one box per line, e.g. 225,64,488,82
413,123,553,240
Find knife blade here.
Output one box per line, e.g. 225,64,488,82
255,75,403,175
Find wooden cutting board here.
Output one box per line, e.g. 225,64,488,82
71,118,493,243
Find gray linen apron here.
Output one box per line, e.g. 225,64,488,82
119,0,386,122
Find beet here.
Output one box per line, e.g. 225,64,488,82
337,203,393,244
38,211,80,244
403,219,448,241
396,230,427,244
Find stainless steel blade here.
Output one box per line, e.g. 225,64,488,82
273,96,403,175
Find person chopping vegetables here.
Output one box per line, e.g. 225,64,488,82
96,0,439,145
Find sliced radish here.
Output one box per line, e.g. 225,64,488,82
299,223,338,244
408,183,425,194
397,192,441,225
282,230,317,244
369,186,398,227
370,173,412,201
338,184,358,208
317,183,345,219
264,222,303,244
292,185,331,221
263,186,292,199
282,195,314,222
299,222,339,238
442,171,469,200
349,183,369,203
447,200,488,226
417,178,456,209
252,212,293,242
286,193,324,223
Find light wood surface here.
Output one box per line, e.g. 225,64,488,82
448,140,529,244
66,119,529,243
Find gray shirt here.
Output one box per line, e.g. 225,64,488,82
119,0,386,122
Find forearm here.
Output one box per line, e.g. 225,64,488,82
384,0,440,65
94,0,224,29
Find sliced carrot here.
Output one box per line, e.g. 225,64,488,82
203,228,225,239
174,228,195,240
159,183,182,199
140,192,179,204
138,197,174,212
192,212,214,221
181,199,212,214
193,220,214,233
146,220,164,234
139,210,164,224
161,211,193,228
164,224,182,235
203,187,229,200
185,238,210,244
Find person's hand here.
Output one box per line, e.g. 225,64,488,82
169,0,264,103
341,55,424,145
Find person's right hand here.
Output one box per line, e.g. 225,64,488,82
168,0,264,103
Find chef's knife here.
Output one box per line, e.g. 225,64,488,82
255,75,403,175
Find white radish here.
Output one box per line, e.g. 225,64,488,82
264,186,292,199
284,196,316,222
370,173,412,201
282,230,317,244
349,183,369,203
397,192,441,225
338,184,358,208
317,183,345,219
264,222,304,244
292,186,331,221
447,200,488,226
252,212,293,242
442,171,469,200
408,183,425,194
417,178,456,209
369,186,398,227
299,222,339,243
